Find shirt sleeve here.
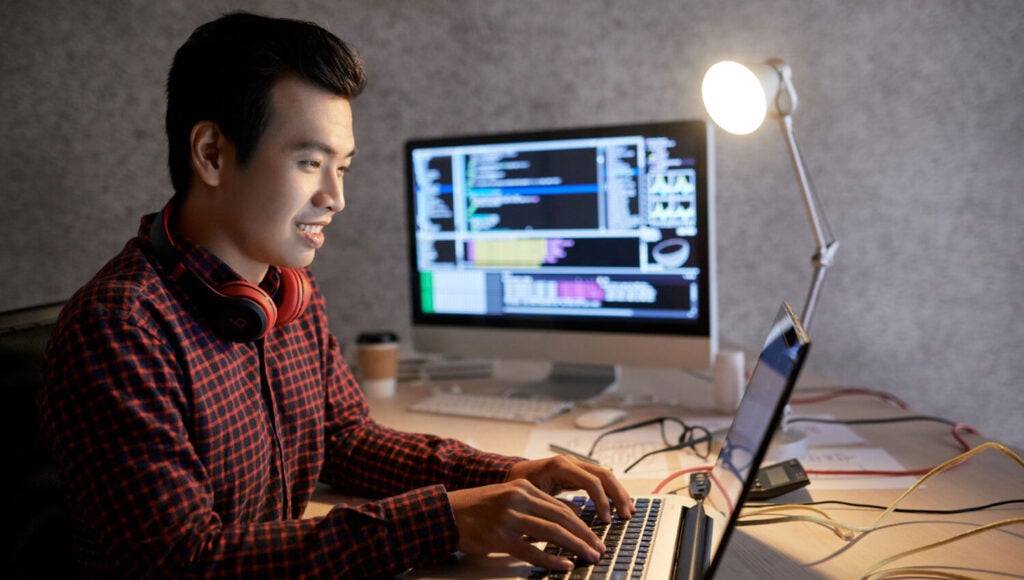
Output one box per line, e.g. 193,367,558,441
316,306,524,498
38,296,470,578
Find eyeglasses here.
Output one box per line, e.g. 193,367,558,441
588,416,712,473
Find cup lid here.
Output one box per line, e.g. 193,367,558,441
356,331,399,344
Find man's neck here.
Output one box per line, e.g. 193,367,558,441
176,192,269,283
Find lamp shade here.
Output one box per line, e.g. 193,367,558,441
701,61,783,135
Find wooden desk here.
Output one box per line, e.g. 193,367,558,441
308,362,1024,578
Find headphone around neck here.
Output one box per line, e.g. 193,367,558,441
148,204,311,343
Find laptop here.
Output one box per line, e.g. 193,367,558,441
407,301,810,579
540,301,810,579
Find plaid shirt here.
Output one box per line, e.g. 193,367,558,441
38,213,520,578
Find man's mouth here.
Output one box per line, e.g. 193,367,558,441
298,223,327,249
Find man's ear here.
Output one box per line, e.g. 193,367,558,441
190,121,226,187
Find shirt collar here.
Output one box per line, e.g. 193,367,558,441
139,212,281,295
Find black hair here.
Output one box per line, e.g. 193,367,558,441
165,12,367,196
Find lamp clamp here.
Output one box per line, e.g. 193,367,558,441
813,241,840,269
766,59,798,118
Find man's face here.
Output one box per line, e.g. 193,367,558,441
211,76,355,281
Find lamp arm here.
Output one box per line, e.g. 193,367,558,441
777,114,839,331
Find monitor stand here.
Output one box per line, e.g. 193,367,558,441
505,362,620,401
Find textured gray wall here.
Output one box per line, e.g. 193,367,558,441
2,0,1021,448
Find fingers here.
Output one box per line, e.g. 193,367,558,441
576,467,613,523
508,455,636,523
520,487,605,557
449,480,606,569
549,456,635,522
577,462,635,522
506,538,575,572
517,511,604,567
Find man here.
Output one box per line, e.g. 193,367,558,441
37,11,634,578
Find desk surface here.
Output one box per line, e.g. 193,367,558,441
308,361,1024,579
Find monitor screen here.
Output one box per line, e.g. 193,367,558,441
404,120,716,397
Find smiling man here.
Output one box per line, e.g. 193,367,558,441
37,12,632,578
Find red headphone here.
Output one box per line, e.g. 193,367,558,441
148,204,311,342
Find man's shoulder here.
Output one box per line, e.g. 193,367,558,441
61,238,172,330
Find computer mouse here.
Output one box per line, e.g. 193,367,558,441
574,408,628,430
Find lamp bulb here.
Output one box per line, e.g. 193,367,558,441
702,61,769,136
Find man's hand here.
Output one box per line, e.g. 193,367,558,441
446,455,635,571
447,479,605,571
507,455,635,524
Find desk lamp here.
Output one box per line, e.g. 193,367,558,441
702,59,839,460
701,59,838,331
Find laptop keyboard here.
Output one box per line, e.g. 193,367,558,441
528,496,667,579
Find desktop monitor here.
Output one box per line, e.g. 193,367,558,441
404,120,717,399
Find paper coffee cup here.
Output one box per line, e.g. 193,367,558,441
356,331,399,398
713,349,745,413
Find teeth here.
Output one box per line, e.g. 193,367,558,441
298,224,324,234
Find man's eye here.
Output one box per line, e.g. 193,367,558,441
301,160,322,170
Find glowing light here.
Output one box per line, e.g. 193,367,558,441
702,61,768,136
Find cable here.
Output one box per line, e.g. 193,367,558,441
858,517,1024,579
790,387,909,410
805,466,933,477
791,388,981,452
650,465,709,494
949,423,980,453
648,465,736,514
743,394,1017,576
740,503,858,540
790,415,955,427
790,389,979,451
790,415,982,453
858,569,984,579
745,498,1024,516
738,442,1024,539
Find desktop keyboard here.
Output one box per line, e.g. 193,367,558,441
408,391,572,423
528,496,663,579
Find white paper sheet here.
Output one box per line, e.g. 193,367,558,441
789,414,867,446
802,447,918,490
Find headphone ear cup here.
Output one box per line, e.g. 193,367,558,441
274,268,311,326
215,281,278,342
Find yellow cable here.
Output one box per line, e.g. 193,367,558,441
736,442,1024,578
858,517,1024,579
739,504,857,539
859,569,977,579
862,442,1022,532
739,442,1023,538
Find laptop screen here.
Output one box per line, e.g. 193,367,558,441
704,302,810,576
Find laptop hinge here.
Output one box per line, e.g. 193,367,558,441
672,501,713,580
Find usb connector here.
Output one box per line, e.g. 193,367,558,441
689,471,710,500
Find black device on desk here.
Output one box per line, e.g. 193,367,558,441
749,458,810,499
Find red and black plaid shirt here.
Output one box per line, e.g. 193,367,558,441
38,213,520,578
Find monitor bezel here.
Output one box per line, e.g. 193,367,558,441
404,119,717,370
